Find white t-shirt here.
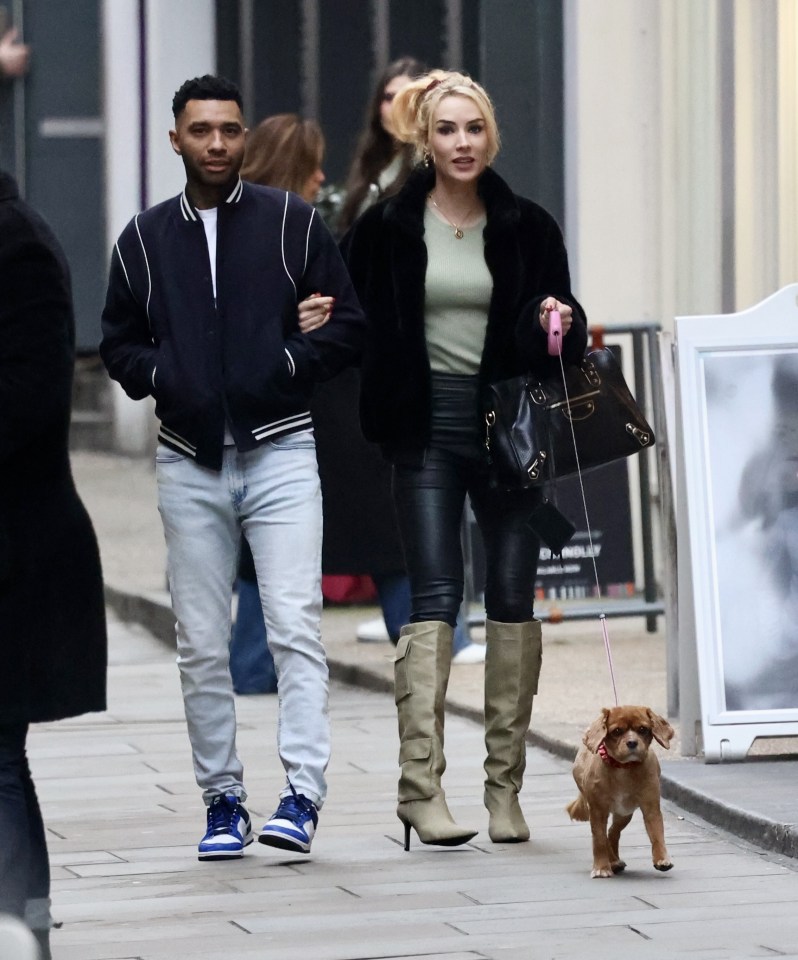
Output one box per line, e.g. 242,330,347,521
197,207,218,300
196,206,235,443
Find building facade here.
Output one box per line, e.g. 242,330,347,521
1,0,795,450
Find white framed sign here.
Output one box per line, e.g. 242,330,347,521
676,285,798,760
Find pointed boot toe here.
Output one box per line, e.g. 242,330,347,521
398,797,477,850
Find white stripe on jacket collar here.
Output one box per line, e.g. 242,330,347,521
179,178,243,221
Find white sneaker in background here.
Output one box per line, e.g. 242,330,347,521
356,616,390,642
452,642,487,664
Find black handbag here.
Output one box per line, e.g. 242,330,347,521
483,348,655,489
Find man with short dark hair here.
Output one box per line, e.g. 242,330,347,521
101,75,363,859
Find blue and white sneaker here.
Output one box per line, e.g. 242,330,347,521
198,793,253,861
258,784,318,853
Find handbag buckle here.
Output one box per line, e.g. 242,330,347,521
528,451,547,480
626,423,651,446
528,384,547,405
582,359,601,387
485,410,496,450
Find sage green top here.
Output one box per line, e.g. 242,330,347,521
423,207,491,374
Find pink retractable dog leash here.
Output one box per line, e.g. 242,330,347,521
547,309,619,706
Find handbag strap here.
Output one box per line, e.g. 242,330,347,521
548,333,620,707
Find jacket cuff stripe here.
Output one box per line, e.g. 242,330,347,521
252,418,313,441
251,412,312,438
159,425,197,453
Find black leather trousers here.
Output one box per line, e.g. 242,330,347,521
392,373,542,627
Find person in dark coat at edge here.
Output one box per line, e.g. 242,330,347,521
0,170,108,960
316,58,425,645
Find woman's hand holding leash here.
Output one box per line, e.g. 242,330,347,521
539,297,572,340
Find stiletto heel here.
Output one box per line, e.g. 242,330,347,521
396,799,477,848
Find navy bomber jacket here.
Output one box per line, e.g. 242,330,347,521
100,178,364,470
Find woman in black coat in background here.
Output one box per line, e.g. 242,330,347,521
0,170,107,958
342,71,587,851
317,58,428,645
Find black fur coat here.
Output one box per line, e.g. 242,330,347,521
343,165,588,459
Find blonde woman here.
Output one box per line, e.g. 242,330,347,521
342,71,588,849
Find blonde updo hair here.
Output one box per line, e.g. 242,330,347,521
390,69,500,164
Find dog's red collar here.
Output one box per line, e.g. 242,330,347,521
598,741,632,768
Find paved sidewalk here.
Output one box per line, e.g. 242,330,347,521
33,612,798,959
70,451,798,863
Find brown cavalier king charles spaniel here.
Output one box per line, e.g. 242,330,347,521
566,705,675,878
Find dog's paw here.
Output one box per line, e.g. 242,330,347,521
611,859,626,873
654,859,673,871
591,865,614,878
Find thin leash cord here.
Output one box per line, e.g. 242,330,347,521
552,331,619,707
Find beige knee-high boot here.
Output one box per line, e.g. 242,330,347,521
483,619,543,842
394,620,478,850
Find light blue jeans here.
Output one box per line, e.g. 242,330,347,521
155,432,329,809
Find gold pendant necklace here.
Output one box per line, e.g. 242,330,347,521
430,193,476,239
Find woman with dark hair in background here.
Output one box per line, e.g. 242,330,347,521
337,56,426,237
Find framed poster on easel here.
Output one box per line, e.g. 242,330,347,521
676,285,798,761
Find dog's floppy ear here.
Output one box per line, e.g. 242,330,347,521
583,709,610,753
647,709,675,749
